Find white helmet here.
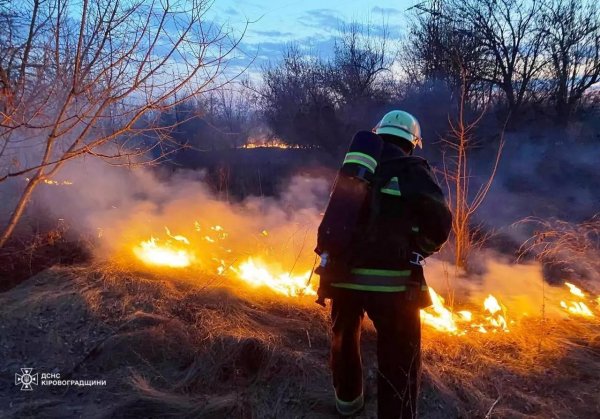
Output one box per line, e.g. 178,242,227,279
374,110,422,149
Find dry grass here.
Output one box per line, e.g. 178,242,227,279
422,318,600,418
73,262,332,418
518,214,600,286
1,261,599,418
0,225,90,291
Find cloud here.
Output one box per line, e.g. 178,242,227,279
224,7,239,16
297,8,405,40
371,6,403,16
298,9,344,32
253,30,295,38
223,34,338,80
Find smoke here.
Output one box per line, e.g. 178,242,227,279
475,131,600,230
4,141,596,317
423,251,578,319
33,158,331,275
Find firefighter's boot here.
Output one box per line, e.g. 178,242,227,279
335,392,364,416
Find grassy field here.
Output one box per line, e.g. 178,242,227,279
1,263,599,418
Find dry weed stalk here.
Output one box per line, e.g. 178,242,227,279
517,214,600,277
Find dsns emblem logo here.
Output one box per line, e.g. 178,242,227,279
15,368,39,391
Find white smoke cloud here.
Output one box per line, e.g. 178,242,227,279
424,250,592,319
34,158,330,276
6,150,596,318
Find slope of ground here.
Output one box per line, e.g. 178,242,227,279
1,265,599,418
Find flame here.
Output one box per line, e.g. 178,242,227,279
165,227,190,245
420,288,460,334
132,225,316,297
420,289,510,335
483,294,509,331
43,179,73,185
483,294,501,314
128,224,599,332
560,301,594,317
241,138,298,149
133,233,193,268
565,282,585,298
233,258,315,297
458,310,473,321
560,283,595,317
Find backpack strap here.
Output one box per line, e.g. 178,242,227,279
363,171,389,241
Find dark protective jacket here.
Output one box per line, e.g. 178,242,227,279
330,141,452,298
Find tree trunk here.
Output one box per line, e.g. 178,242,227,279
0,176,41,248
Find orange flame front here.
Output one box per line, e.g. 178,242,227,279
560,282,595,318
233,259,316,297
420,288,460,334
130,224,599,334
420,290,509,335
133,236,193,268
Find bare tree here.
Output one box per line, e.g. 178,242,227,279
543,0,600,122
442,65,504,268
170,86,256,152
0,0,240,248
447,0,547,117
327,22,394,105
406,0,491,105
260,45,337,150
212,86,256,147
259,22,399,152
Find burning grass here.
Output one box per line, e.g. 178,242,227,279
127,222,317,298
1,262,599,418
422,317,600,417
125,222,600,336
2,174,599,416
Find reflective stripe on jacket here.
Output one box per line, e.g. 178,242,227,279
332,267,429,293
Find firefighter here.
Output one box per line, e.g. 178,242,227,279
318,110,452,418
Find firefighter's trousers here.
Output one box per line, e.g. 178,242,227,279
330,289,421,419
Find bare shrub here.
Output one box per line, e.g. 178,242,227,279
0,0,241,247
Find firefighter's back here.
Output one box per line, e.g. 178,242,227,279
321,110,452,419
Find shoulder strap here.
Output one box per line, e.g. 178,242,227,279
364,169,391,240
